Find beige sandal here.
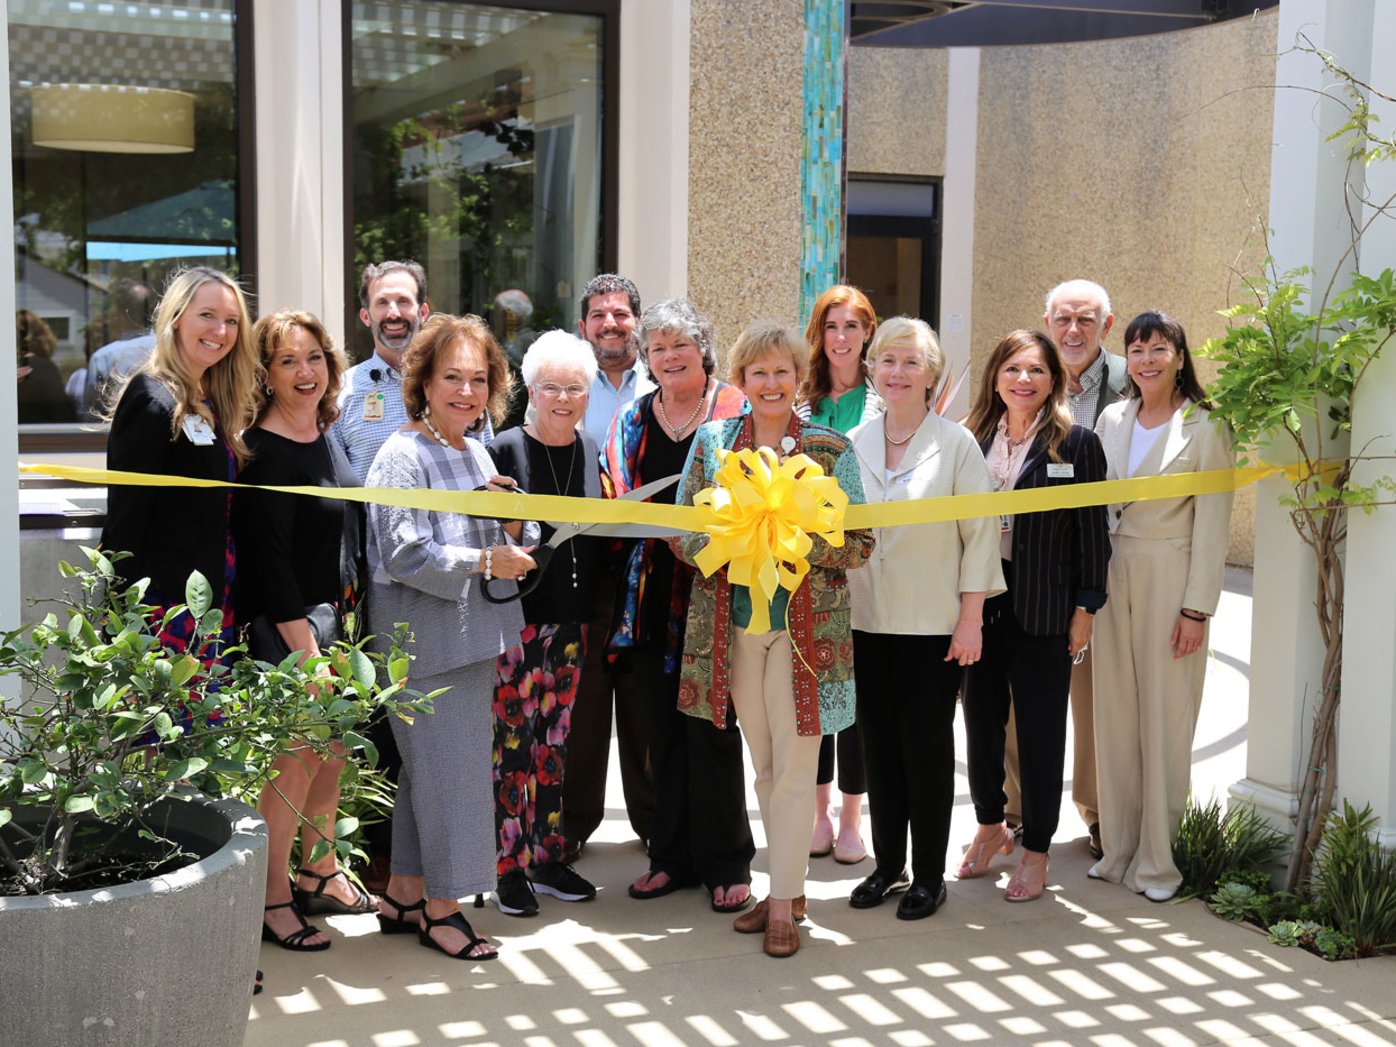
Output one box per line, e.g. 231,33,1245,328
1005,851,1050,902
956,823,1015,879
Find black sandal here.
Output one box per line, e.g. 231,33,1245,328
418,909,499,961
293,867,375,916
261,900,331,951
253,970,263,996
377,892,427,935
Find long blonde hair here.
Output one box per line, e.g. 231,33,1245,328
966,329,1074,462
110,267,260,465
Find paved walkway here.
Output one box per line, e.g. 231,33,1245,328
246,569,1396,1046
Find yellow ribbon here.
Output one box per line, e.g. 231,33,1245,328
18,457,1333,532
690,448,846,635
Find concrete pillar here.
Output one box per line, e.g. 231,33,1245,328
253,0,345,341
1230,0,1394,842
1336,0,1396,845
617,0,689,303
937,47,979,419
0,0,19,647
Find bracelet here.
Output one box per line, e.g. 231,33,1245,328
484,546,494,581
1179,609,1207,622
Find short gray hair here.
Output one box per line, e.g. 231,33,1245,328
1044,279,1112,320
520,329,597,387
867,316,945,399
637,297,717,379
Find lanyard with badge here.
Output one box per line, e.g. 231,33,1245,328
182,414,217,446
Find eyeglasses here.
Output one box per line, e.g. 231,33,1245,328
533,382,589,398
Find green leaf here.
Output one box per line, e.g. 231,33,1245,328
64,795,95,814
0,809,11,828
334,816,360,838
185,571,213,618
388,656,409,685
343,731,379,767
349,649,375,689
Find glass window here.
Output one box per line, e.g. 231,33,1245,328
9,0,246,428
348,1,608,361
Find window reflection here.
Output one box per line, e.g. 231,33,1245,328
349,1,604,361
8,0,243,426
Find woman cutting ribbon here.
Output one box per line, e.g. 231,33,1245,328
675,319,875,958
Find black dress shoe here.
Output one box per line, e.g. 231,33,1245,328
849,868,911,909
896,880,948,921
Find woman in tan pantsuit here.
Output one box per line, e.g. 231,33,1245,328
1090,311,1234,901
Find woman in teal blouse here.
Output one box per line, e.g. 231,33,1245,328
794,284,884,865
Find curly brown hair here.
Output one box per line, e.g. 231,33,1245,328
401,313,514,427
251,310,347,431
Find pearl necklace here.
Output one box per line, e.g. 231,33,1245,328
421,407,453,448
657,380,709,439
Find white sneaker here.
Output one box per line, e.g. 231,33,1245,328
1087,862,1106,880
1143,886,1176,902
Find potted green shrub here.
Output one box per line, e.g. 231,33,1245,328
0,548,432,1047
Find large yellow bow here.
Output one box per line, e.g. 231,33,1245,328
692,447,848,635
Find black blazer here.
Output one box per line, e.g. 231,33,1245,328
978,423,1111,636
101,373,234,604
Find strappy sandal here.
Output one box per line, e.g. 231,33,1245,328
1005,852,1050,903
956,823,1015,879
293,867,375,916
377,892,427,935
418,908,499,961
261,899,331,951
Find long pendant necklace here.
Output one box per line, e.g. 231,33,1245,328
542,437,580,587
421,407,453,448
658,380,709,439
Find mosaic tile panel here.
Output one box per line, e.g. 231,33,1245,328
800,0,845,324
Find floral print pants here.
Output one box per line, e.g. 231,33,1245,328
493,622,585,875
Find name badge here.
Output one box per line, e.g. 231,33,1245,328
182,414,216,446
363,391,385,421
1046,462,1075,479
1000,514,1011,533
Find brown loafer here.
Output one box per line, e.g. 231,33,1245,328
763,916,800,958
733,896,807,934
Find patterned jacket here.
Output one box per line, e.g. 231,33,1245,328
602,382,748,670
675,415,876,737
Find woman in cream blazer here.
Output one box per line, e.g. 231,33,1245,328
1090,311,1234,902
845,318,1005,920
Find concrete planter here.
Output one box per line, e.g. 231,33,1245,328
0,793,269,1047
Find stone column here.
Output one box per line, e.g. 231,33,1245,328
1336,0,1396,846
0,0,19,645
253,0,345,341
1231,0,1396,845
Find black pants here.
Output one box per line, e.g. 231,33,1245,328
962,582,1072,854
815,723,866,794
855,629,962,884
562,556,655,847
640,646,754,889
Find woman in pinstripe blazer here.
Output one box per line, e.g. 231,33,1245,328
961,330,1111,902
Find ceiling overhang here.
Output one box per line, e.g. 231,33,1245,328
851,0,1280,48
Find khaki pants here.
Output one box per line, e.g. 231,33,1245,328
730,627,822,899
1003,647,1098,829
1091,534,1208,894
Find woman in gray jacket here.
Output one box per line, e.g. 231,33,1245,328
366,313,537,961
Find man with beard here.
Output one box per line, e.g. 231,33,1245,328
563,273,657,864
578,273,654,448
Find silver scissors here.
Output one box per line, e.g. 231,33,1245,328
482,473,686,603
